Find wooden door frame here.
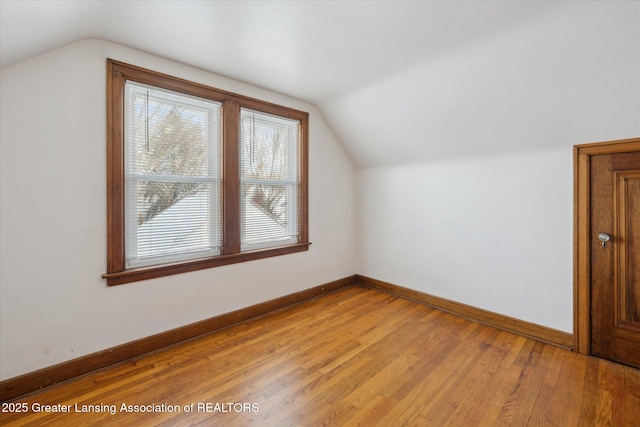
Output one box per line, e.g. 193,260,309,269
574,137,640,354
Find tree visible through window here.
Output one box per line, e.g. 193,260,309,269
104,60,309,285
240,109,300,250
134,105,210,225
125,82,221,267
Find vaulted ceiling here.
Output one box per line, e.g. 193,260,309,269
1,1,638,167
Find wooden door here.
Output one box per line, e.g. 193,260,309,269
590,150,640,368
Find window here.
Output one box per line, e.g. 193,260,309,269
104,60,309,285
125,82,222,268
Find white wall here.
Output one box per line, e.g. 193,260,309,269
0,40,356,380
356,3,640,333
358,148,573,331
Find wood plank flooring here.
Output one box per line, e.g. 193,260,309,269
1,286,639,426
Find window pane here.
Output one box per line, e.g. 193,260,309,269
241,183,298,248
240,109,300,250
125,81,221,266
240,110,299,181
127,83,217,177
128,181,220,265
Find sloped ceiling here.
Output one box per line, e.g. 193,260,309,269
1,1,638,167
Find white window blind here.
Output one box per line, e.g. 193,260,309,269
240,109,300,251
124,81,222,267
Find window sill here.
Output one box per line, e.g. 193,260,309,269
102,242,311,286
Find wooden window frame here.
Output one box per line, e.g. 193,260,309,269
103,60,309,286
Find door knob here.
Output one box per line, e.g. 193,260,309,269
598,233,611,248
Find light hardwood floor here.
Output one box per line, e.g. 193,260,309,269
1,286,638,426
